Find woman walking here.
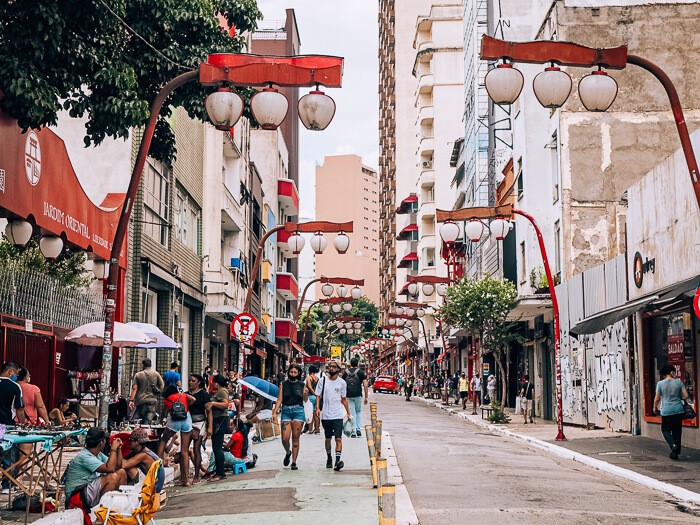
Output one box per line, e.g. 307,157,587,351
205,374,230,481
17,367,50,425
158,384,196,486
654,365,689,460
487,375,497,405
187,374,209,484
305,365,321,434
272,364,307,470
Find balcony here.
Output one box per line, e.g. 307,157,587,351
278,179,299,216
417,73,434,94
277,229,292,255
418,169,435,188
276,271,299,301
262,259,273,283
397,223,418,241
417,39,433,54
418,234,435,253
221,187,244,232
418,199,435,220
417,105,434,126
261,312,272,333
396,194,418,215
275,318,297,340
398,241,418,269
417,136,434,157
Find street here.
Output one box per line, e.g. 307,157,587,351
378,393,700,525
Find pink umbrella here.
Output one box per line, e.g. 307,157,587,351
65,322,156,347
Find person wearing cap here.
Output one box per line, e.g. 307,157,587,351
122,427,165,492
64,427,127,510
315,360,351,472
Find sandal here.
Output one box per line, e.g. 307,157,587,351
209,475,226,482
192,478,201,484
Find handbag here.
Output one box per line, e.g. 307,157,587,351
682,400,696,420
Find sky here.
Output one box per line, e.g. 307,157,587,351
257,1,379,220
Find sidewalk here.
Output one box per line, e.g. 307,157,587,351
415,395,700,507
155,425,377,524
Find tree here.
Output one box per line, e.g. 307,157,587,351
440,274,522,405
0,0,263,163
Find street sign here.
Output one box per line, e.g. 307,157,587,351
330,346,342,360
231,312,258,343
483,363,490,376
694,286,700,319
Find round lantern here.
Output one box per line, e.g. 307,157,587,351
250,86,289,130
484,63,524,105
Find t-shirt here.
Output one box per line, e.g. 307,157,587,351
211,388,229,419
656,378,684,416
133,370,164,406
19,382,41,425
521,382,534,400
64,449,108,497
163,371,181,387
342,368,366,398
188,389,209,420
315,375,347,421
458,378,470,392
229,432,244,459
472,377,481,390
0,377,24,425
163,392,189,411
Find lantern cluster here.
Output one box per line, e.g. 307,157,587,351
205,84,337,132
484,61,618,112
286,231,350,257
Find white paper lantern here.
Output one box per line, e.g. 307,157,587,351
407,283,418,296
405,308,415,317
332,304,342,313
465,219,485,242
533,66,572,108
395,306,404,315
287,233,305,255
439,220,460,243
351,286,362,299
5,219,33,246
321,283,334,297
337,284,348,298
578,70,618,112
353,322,362,329
205,88,244,131
416,308,425,318
321,304,331,314
39,235,63,259
436,283,448,296
422,283,435,296
489,218,511,241
250,87,289,130
310,233,328,254
343,302,353,312
484,63,524,105
388,318,396,325
340,328,347,334
334,233,350,254
298,89,336,131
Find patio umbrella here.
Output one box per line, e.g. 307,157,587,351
65,322,156,347
126,322,179,349
239,376,279,402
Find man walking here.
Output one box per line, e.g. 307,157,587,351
163,362,181,388
342,358,367,437
315,361,351,471
520,375,534,424
128,359,164,424
458,372,470,409
471,374,482,406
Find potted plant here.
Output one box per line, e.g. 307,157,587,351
529,267,560,293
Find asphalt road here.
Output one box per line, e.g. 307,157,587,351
376,392,700,525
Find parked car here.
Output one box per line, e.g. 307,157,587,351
373,375,399,394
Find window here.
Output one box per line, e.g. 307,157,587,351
143,160,170,246
516,157,524,200
549,132,560,203
554,220,561,278
519,241,526,284
175,185,201,254
141,289,158,325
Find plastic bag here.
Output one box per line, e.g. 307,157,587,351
343,418,354,437
303,400,313,424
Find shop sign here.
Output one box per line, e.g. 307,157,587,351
667,334,685,377
330,346,342,360
483,363,490,376
632,252,655,289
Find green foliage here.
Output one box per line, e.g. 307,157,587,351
300,297,379,351
0,238,93,288
0,0,263,164
487,399,511,424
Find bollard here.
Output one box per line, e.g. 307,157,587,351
377,457,388,488
365,426,376,457
370,456,378,488
375,420,383,457
379,483,396,525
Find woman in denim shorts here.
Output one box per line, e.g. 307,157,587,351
158,384,196,486
272,364,307,470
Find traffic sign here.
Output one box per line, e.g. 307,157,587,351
694,287,700,319
231,312,259,343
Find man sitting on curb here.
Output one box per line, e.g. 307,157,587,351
65,428,127,511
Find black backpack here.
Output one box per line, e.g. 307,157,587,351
345,368,362,398
169,394,188,421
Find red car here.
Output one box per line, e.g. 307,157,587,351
373,375,399,394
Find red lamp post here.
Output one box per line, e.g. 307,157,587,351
97,54,344,427
295,277,365,325
299,297,358,349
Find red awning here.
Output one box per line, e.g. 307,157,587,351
398,283,410,296
398,252,418,268
291,341,309,357
396,194,418,214
397,223,418,240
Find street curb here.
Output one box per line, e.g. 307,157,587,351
383,431,420,525
415,396,700,507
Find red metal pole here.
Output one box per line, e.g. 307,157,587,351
243,225,285,313
98,70,198,428
512,209,566,440
626,55,700,209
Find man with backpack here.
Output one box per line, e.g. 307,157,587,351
342,358,367,438
128,359,165,424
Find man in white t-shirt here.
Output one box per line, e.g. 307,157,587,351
315,361,351,471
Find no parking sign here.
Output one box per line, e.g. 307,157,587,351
231,312,258,343
694,287,700,319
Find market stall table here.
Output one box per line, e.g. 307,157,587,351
0,428,86,523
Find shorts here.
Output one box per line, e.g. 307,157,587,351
281,405,305,422
191,420,206,434
83,476,103,508
166,412,193,433
460,391,469,399
321,419,344,439
308,395,317,411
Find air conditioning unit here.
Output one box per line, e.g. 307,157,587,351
422,160,433,169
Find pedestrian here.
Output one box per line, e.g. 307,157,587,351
458,373,470,409
342,358,368,437
487,375,496,405
205,374,230,481
404,375,414,401
471,375,482,406
519,375,534,424
272,364,307,470
315,360,352,471
186,374,209,484
0,361,25,426
128,359,164,424
17,367,49,425
305,365,321,434
163,362,181,387
450,373,459,404
158,384,195,486
653,365,689,460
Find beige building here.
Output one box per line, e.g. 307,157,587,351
314,155,380,304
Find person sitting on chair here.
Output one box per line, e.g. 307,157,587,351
49,399,77,428
122,427,164,492
245,393,273,426
64,428,127,511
